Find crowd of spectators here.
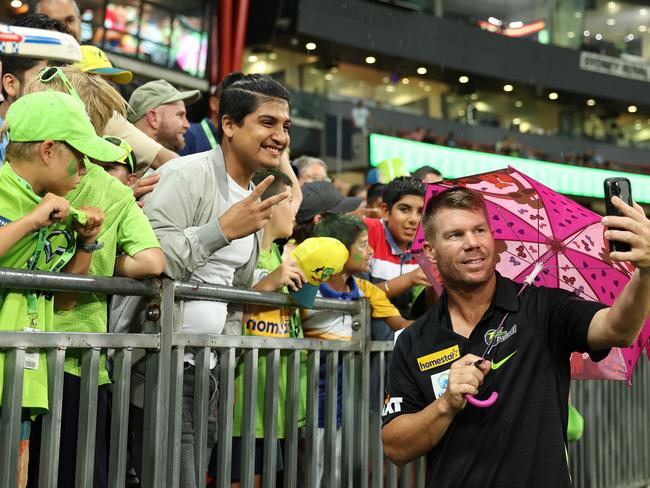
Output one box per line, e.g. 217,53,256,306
5,4,646,488
0,7,447,487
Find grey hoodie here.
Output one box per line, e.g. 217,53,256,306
110,146,261,337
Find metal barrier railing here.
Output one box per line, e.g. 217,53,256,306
0,267,648,488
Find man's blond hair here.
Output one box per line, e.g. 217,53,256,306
23,66,126,135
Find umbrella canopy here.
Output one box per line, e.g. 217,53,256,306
412,166,650,383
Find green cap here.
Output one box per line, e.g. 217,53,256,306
127,79,201,123
6,91,127,163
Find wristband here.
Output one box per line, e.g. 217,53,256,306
78,239,104,253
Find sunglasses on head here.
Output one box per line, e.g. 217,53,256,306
39,66,84,104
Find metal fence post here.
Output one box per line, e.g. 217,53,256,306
353,299,371,488
263,349,280,488
107,347,132,488
75,347,101,487
38,347,66,488
215,347,236,488
0,348,25,488
167,345,185,487
141,277,173,487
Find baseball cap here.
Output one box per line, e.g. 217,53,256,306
289,237,349,307
296,181,363,223
127,79,201,123
6,91,127,163
74,45,133,84
103,135,135,173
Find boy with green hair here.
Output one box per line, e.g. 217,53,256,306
229,167,307,486
0,90,120,486
305,213,411,485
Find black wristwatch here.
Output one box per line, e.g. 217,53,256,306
78,239,104,253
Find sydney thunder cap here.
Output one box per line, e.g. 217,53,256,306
6,91,126,162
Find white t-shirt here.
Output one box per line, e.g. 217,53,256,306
182,175,255,365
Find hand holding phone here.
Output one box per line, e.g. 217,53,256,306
604,177,633,253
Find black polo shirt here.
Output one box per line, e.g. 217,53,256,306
382,273,609,488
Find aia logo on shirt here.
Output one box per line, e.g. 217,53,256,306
430,370,449,399
382,395,403,417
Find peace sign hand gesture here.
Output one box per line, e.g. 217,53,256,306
218,175,289,241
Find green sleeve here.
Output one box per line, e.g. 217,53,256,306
117,199,160,257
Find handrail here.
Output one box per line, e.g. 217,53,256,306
0,267,362,313
0,267,158,297
174,280,361,312
0,332,159,349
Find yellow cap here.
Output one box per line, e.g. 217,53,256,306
289,237,349,307
291,237,349,285
74,45,133,84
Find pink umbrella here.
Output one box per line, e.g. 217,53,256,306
412,167,650,389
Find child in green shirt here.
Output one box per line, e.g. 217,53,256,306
0,90,125,485
229,168,307,486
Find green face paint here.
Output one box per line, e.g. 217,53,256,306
65,158,78,179
352,252,365,263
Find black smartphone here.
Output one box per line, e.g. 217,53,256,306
604,177,633,253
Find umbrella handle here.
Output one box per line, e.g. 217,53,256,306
464,391,499,408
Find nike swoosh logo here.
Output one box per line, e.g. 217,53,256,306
491,350,517,370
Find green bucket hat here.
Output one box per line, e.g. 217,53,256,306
127,79,201,123
6,91,127,163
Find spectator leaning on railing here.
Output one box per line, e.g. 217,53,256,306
121,72,294,487
21,66,165,487
228,168,307,486
28,128,164,488
0,90,116,488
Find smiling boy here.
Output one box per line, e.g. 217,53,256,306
364,176,430,322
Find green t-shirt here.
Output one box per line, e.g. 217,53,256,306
55,163,160,384
0,163,80,412
232,243,307,438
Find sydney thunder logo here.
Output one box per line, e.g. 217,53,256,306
27,229,75,270
484,324,518,346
